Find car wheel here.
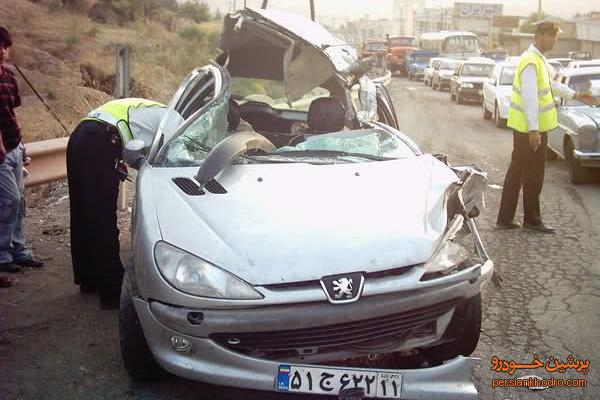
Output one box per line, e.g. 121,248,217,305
420,294,482,365
565,139,592,184
494,103,506,128
120,272,164,380
483,101,492,120
456,91,463,104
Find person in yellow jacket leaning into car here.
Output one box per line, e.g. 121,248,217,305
496,18,600,234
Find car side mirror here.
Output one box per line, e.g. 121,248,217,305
123,139,146,169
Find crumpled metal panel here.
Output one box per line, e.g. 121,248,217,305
248,8,358,74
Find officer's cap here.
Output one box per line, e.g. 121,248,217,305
533,17,563,34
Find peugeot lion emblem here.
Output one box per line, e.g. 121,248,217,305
320,272,365,304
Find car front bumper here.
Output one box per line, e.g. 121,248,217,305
135,296,480,399
133,260,492,397
457,88,483,102
439,78,451,88
574,150,600,167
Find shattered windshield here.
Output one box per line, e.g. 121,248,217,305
266,129,416,162
157,95,229,167
159,127,416,167
231,78,330,111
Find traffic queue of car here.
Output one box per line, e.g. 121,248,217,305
383,47,600,185
416,51,600,184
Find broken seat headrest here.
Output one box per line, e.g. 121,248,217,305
307,98,345,133
227,98,241,132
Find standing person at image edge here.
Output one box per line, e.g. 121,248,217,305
496,18,600,234
0,26,44,276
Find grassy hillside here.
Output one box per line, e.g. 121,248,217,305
0,0,220,142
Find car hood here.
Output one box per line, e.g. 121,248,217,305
220,8,358,103
151,155,459,285
581,107,600,128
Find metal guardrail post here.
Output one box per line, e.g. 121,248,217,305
115,44,129,211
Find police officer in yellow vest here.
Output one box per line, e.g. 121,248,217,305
67,98,167,309
496,18,599,234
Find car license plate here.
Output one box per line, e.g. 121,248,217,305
277,364,402,398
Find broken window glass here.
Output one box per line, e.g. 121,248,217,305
276,129,416,160
159,95,229,167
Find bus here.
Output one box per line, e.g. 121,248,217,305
418,31,480,60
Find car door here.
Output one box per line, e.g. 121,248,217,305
148,63,229,161
483,66,498,112
547,76,568,157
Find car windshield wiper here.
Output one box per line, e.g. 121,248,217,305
271,149,396,161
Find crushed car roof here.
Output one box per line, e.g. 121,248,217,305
220,8,359,102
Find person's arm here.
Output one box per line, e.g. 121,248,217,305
520,64,539,132
551,80,575,100
0,130,6,164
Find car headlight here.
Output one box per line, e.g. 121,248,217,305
461,83,474,88
579,124,598,150
154,241,263,299
424,215,469,274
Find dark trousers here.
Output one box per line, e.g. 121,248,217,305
497,131,548,225
66,120,123,297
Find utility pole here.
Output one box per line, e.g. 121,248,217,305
538,0,542,17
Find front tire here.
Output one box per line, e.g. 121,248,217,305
565,139,593,184
120,272,164,380
483,101,492,119
494,103,507,128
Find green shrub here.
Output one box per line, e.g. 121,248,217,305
65,32,80,49
178,1,211,23
178,25,206,41
84,25,100,38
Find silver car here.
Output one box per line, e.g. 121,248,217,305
119,8,493,399
549,66,600,184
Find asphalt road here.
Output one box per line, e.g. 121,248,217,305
1,76,599,400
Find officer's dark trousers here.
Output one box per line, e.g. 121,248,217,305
497,131,548,225
66,120,123,299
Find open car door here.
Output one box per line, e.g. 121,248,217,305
148,63,229,161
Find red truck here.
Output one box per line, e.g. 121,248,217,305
386,35,418,75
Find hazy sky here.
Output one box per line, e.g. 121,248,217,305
205,0,599,20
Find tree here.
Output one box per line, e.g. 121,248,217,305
519,11,549,33
179,1,211,23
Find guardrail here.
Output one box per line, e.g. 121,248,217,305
24,137,69,188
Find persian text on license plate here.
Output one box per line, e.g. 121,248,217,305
277,364,402,398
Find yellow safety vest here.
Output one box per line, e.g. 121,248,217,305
507,51,558,133
82,98,165,143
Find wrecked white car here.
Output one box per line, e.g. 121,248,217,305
119,8,492,399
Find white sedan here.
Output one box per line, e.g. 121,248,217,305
482,61,518,128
